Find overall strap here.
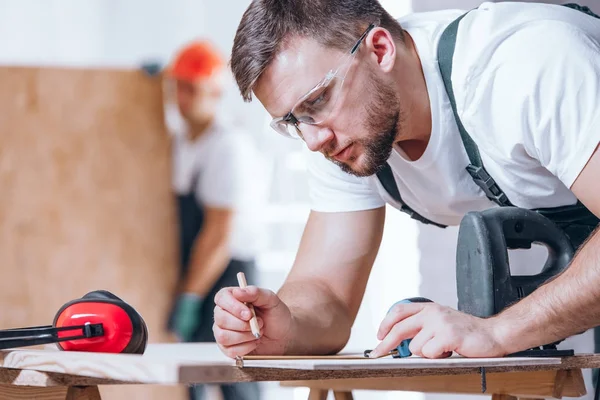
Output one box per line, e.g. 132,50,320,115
376,163,447,228
437,11,513,208
437,5,599,250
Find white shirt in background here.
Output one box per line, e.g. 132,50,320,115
170,116,269,261
304,1,600,227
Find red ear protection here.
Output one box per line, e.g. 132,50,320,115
0,290,148,354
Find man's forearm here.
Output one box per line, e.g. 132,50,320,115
183,231,231,296
277,279,353,355
492,226,600,354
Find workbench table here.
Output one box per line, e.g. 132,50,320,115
0,343,596,400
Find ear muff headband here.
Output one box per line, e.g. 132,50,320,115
82,290,123,301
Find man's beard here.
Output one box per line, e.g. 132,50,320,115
329,73,401,177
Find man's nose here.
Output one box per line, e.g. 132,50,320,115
301,124,334,152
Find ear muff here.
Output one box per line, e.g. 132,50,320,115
52,290,148,354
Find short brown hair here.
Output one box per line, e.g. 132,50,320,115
230,0,405,102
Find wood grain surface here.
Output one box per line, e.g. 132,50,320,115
0,66,182,400
0,384,68,400
0,343,595,400
238,354,562,370
65,386,101,400
281,369,587,398
0,344,233,385
0,342,594,385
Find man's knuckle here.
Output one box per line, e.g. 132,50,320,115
224,348,236,358
390,304,403,315
447,326,460,339
214,329,228,343
214,289,226,303
213,310,224,325
422,348,435,358
429,303,442,313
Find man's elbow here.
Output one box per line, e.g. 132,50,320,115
328,324,352,355
324,298,354,354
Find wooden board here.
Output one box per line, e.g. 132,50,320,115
0,66,181,400
0,344,233,385
0,343,598,387
281,369,587,398
238,355,562,370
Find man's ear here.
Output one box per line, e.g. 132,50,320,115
366,27,396,73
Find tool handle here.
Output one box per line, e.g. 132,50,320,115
497,207,574,276
456,207,575,318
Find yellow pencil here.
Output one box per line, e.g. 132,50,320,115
236,272,261,339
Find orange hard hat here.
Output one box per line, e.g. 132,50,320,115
167,40,224,82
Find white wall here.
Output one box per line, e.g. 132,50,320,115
0,0,205,68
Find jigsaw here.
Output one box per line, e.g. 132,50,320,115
456,206,577,357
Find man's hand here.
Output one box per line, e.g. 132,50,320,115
369,302,507,359
213,285,293,358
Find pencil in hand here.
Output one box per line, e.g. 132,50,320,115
236,272,261,339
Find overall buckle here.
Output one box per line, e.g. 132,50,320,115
466,165,509,206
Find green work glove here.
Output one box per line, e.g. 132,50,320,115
170,293,205,342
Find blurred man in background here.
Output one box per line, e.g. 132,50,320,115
164,39,264,400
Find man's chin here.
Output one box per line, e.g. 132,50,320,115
333,157,385,178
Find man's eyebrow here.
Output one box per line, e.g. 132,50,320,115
267,79,307,117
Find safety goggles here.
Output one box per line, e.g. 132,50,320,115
270,22,378,140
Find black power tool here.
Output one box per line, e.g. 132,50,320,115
456,206,576,357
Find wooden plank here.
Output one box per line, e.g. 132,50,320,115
0,343,597,387
333,391,353,400
280,369,586,398
0,65,179,400
0,368,58,387
0,367,130,387
239,355,562,371
491,395,516,400
559,369,586,398
66,386,102,400
0,384,67,400
244,354,368,360
0,344,231,385
0,66,177,336
552,369,568,398
308,388,328,400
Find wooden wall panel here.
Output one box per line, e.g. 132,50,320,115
0,66,185,399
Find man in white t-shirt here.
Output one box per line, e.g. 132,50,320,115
211,1,600,361
163,40,264,400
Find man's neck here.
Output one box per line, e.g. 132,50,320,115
392,31,432,161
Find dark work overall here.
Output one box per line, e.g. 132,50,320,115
376,0,600,383
174,177,261,400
